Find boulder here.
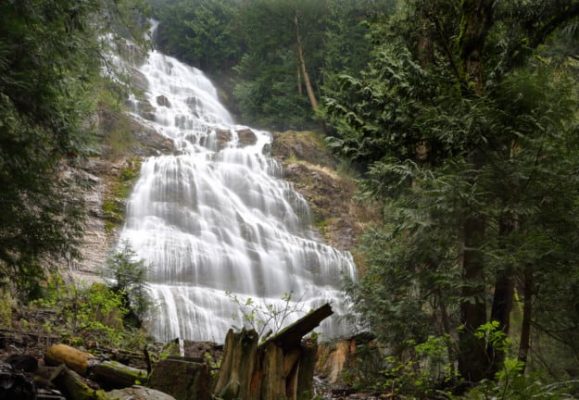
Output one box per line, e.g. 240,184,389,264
107,386,176,400
0,361,35,400
6,354,38,373
148,359,211,400
215,128,232,149
237,128,257,147
156,95,171,108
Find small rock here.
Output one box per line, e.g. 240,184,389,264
107,385,176,400
0,361,36,400
156,95,171,108
215,128,232,149
6,354,38,373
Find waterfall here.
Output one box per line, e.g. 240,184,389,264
119,48,356,343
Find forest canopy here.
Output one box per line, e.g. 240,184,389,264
152,0,579,393
0,0,578,397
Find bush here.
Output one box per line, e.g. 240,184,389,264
105,243,152,327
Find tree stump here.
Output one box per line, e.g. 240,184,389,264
213,303,333,400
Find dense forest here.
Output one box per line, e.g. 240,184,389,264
1,0,578,399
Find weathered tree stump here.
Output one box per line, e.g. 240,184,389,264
213,303,333,400
148,358,211,400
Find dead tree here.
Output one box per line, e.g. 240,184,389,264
214,303,332,400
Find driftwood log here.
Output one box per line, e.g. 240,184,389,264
44,344,148,397
214,303,331,400
92,360,147,389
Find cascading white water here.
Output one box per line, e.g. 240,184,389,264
120,46,356,343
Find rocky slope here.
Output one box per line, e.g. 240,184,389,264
271,130,379,255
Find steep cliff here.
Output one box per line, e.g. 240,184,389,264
271,130,379,255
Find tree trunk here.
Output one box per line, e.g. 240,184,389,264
213,329,259,400
457,0,495,93
45,344,96,376
455,0,496,383
518,266,533,372
458,214,489,382
294,12,318,112
296,64,303,96
53,366,107,400
92,360,147,390
213,304,332,400
488,215,516,376
296,340,317,400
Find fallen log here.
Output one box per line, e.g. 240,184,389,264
45,344,96,375
52,366,108,400
91,361,147,390
263,303,332,351
213,303,333,400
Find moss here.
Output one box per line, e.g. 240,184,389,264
103,158,142,234
0,288,12,327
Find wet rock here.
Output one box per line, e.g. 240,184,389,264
0,361,36,400
149,359,211,400
272,130,335,168
156,95,171,108
6,354,38,373
131,122,176,156
215,128,232,150
135,100,156,121
237,128,257,147
185,96,200,112
129,67,149,92
272,131,381,251
107,386,176,400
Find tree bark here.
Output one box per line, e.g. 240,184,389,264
488,215,516,376
45,344,96,376
294,12,318,112
213,304,332,400
92,360,147,390
518,266,533,372
213,329,259,400
455,0,496,383
457,0,495,94
458,214,489,382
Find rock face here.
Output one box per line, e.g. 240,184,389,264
149,359,211,400
271,130,379,252
72,112,176,279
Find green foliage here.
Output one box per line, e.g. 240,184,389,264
0,0,102,293
154,0,242,73
103,158,141,233
325,0,579,391
228,292,303,341
105,243,152,326
151,0,394,129
0,287,12,328
0,0,151,297
30,272,149,349
474,321,510,355
460,362,577,400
